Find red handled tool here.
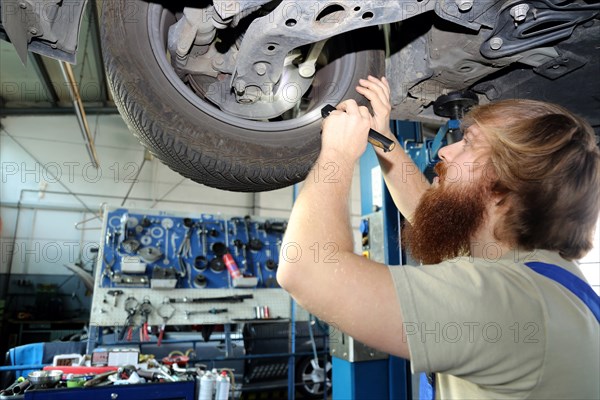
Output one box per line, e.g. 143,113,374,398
157,303,175,347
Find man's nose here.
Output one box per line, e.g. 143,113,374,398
438,141,462,162
438,143,456,162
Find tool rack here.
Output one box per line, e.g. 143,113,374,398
88,206,307,348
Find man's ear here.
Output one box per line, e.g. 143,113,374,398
495,194,507,207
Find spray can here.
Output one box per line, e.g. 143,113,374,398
199,370,215,400
223,253,242,279
215,371,230,400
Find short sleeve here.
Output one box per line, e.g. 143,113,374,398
389,259,545,389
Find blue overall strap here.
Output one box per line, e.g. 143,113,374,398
419,372,435,400
525,262,600,323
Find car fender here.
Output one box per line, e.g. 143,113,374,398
1,0,88,64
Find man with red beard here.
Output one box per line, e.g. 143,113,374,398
277,76,600,398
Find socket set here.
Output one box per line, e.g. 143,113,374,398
99,208,286,290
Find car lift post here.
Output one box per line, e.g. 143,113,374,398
330,121,420,399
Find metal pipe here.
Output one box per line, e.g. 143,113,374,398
2,190,24,299
150,178,186,209
0,190,259,212
121,157,147,206
59,60,101,168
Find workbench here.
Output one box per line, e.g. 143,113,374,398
22,380,195,400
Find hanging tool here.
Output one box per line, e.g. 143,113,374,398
120,296,139,342
264,220,287,233
107,289,124,307
165,294,253,304
321,104,396,152
200,222,208,254
162,218,174,264
184,308,229,319
256,261,263,285
171,231,180,260
157,303,175,347
138,298,153,342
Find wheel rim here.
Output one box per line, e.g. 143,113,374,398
147,4,359,132
301,358,332,395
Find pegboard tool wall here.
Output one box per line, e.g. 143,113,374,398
90,206,305,327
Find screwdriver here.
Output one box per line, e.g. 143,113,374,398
321,104,396,152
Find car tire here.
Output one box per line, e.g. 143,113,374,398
101,1,384,192
296,356,332,398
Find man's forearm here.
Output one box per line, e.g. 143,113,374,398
375,144,430,223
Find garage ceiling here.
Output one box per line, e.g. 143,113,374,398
0,2,116,115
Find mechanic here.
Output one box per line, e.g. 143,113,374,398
277,76,600,398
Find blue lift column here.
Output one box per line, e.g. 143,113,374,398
330,121,421,399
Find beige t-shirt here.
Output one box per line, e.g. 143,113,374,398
389,249,599,399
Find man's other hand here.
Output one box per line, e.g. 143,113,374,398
356,76,393,138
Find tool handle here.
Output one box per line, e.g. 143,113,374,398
367,129,396,152
321,104,395,152
157,327,165,347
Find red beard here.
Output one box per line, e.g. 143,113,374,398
403,163,491,264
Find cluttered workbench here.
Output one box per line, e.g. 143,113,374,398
2,370,195,400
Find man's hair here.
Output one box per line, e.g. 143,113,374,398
462,99,600,260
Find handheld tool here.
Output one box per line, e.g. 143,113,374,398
157,303,175,347
83,370,118,387
107,289,124,307
184,308,229,319
321,104,396,152
166,294,253,303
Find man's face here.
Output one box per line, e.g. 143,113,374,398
403,126,495,264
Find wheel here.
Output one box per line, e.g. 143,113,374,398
296,357,332,398
101,1,384,192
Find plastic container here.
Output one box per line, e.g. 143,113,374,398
223,253,241,279
198,371,215,400
215,371,230,400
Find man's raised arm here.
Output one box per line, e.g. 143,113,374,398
276,100,409,359
356,76,430,223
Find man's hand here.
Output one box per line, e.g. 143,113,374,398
356,76,393,138
321,99,373,164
